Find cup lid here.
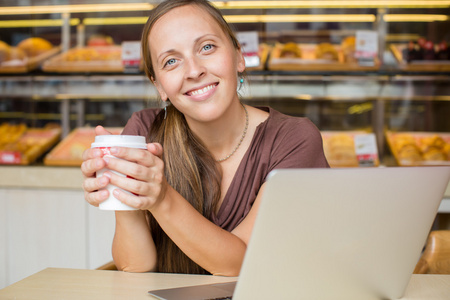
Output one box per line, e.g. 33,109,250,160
91,135,147,148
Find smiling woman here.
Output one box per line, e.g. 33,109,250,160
80,0,329,277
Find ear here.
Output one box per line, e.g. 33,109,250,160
236,48,246,73
152,77,168,102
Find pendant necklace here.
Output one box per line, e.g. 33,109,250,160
216,103,249,162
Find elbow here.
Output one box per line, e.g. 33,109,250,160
114,258,157,273
211,261,242,277
117,262,156,273
212,270,240,277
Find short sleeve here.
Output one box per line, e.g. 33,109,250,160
267,117,329,175
121,108,160,139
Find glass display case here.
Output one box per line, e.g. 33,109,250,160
0,0,449,165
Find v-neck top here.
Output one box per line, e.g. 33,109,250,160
121,106,329,231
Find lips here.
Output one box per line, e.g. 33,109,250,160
185,83,218,96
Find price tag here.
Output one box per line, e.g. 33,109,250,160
236,31,260,68
354,134,379,167
355,30,378,66
0,151,21,164
121,41,141,73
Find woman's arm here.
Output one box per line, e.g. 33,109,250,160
112,210,157,272
149,183,264,276
104,144,264,276
81,126,157,272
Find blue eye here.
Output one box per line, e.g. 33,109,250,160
166,58,176,65
203,44,214,51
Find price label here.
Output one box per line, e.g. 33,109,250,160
354,134,379,167
355,30,378,59
355,30,378,66
236,31,260,68
122,41,141,73
0,151,21,164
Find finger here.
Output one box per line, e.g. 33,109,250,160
108,147,159,168
85,189,109,207
95,125,112,136
148,143,163,158
81,156,107,178
82,175,110,193
104,154,164,184
104,171,155,197
112,188,144,210
81,147,104,161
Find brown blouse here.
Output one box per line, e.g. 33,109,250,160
121,106,329,231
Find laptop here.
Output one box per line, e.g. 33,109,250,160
149,166,450,300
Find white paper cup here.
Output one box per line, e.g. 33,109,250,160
91,135,147,210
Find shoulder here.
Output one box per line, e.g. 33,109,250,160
253,107,328,169
263,107,322,143
121,108,162,137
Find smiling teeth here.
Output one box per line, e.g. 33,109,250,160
190,84,215,96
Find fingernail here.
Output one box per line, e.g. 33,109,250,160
100,190,109,198
94,149,103,157
99,176,108,185
103,157,109,164
110,147,118,154
103,172,111,178
96,159,103,168
113,189,120,197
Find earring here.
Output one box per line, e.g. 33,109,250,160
238,77,244,90
164,106,167,120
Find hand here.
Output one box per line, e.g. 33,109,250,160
101,142,168,211
81,125,112,207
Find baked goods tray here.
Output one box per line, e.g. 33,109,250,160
42,46,130,73
390,44,450,72
0,47,60,73
268,43,380,72
321,131,379,168
44,127,123,166
0,126,61,165
386,131,450,166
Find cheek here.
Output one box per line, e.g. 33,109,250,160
213,55,238,80
158,73,182,98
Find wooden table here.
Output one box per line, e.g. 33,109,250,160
0,268,449,300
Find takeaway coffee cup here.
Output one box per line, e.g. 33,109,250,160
91,135,147,210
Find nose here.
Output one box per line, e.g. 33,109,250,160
184,56,206,80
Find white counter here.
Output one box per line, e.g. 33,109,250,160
0,165,449,289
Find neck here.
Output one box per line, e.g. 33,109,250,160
189,102,247,160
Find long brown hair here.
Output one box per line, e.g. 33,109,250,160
141,0,242,274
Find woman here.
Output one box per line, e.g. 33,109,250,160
81,0,329,277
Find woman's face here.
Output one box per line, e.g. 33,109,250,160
148,4,245,124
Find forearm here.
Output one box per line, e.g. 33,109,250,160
151,187,247,276
112,210,157,272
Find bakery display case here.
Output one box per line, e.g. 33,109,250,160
0,0,449,166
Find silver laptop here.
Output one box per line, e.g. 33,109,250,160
149,166,450,300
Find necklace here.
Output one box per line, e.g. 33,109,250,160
216,103,249,162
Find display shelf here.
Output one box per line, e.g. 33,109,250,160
0,0,448,166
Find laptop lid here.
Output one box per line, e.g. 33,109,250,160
149,166,450,300
233,166,450,300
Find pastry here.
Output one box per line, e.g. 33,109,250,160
279,42,302,58
17,37,53,57
325,134,357,162
394,134,422,163
341,36,356,63
315,43,338,60
0,40,11,63
422,148,446,161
